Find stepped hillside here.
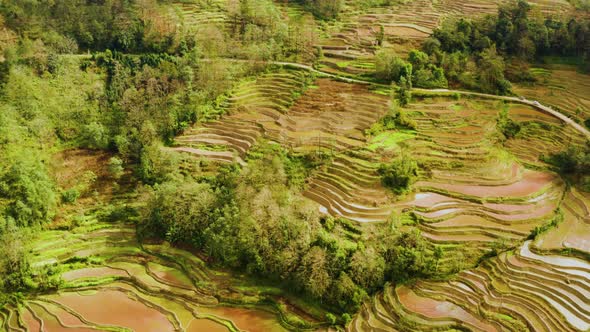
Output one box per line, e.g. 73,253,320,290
317,0,581,76
514,65,590,125
1,0,589,331
1,219,299,331
350,239,590,332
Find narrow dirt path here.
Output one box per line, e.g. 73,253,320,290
413,88,590,139
232,59,590,139
70,54,590,139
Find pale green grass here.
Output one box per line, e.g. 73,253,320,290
367,130,416,151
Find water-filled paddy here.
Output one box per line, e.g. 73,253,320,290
199,306,288,332
50,290,175,331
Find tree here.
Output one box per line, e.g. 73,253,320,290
545,144,590,176
397,76,412,107
328,272,368,312
349,247,385,291
408,50,429,71
108,157,124,179
0,219,30,292
385,229,435,282
378,156,418,194
142,179,216,244
496,107,521,139
296,246,331,298
301,0,343,19
412,66,448,89
376,25,384,46
375,49,412,83
81,122,110,150
477,46,511,95
0,150,56,227
422,37,441,55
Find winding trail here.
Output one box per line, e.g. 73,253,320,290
69,54,589,139
213,58,590,139
417,89,590,139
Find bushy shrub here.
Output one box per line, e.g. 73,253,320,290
0,151,57,227
108,157,124,179
496,108,521,139
544,144,590,175
375,50,412,83
81,122,110,150
300,0,343,19
366,103,416,136
378,157,419,194
408,49,448,89
61,188,80,204
385,229,436,282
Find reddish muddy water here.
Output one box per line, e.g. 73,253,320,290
28,302,97,332
430,215,533,233
417,170,554,198
485,203,555,221
61,267,129,281
52,290,174,331
148,262,193,288
198,306,287,332
21,308,41,332
396,287,498,332
45,301,88,326
187,318,230,332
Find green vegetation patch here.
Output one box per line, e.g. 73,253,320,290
367,130,416,152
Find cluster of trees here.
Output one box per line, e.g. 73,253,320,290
431,0,590,59
295,0,344,19
423,0,590,92
376,0,590,96
0,0,321,305
496,107,522,139
140,143,440,317
83,49,266,184
0,0,179,54
378,156,419,194
544,142,590,190
0,0,318,63
0,5,270,299
224,0,318,62
375,48,448,92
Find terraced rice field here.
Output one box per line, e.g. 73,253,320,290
316,0,577,76
1,217,314,331
304,99,567,226
175,71,590,331
174,72,399,222
176,78,580,236
513,65,590,125
172,0,229,29
304,151,394,222
350,240,590,332
343,95,590,328
172,69,312,164
505,104,588,168
534,189,590,255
